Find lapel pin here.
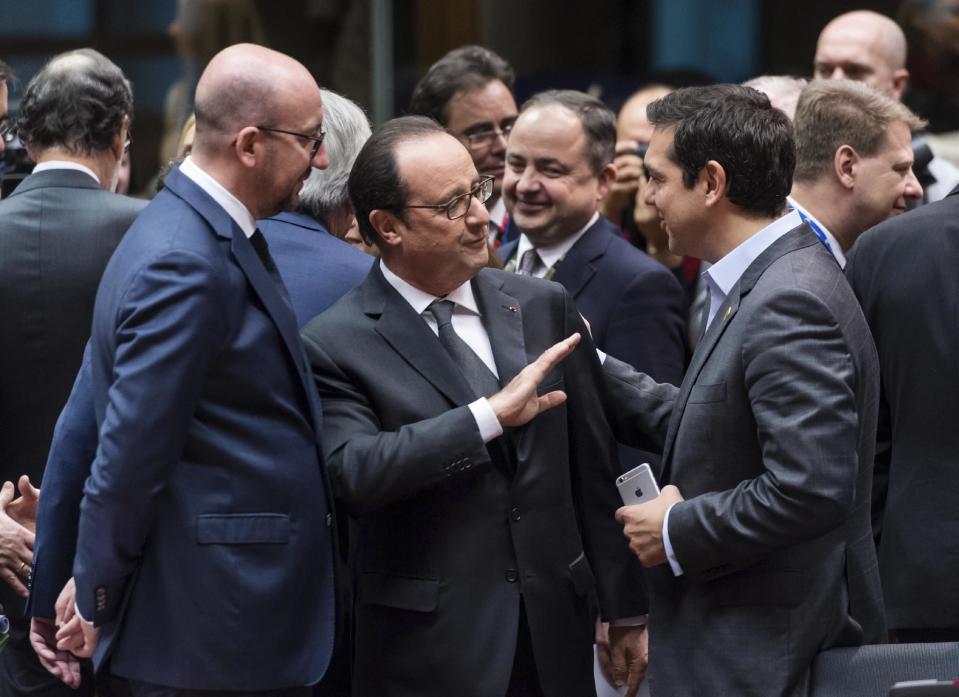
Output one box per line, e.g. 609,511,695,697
503,304,519,313
722,306,732,322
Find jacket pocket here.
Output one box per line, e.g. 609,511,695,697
688,381,726,403
196,513,290,545
358,571,439,612
568,551,596,596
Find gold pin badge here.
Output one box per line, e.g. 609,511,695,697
722,306,732,322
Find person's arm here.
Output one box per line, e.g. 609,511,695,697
29,346,98,620
668,287,862,583
301,330,579,514
600,355,677,455
73,250,228,630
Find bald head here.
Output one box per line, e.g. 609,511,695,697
814,11,909,99
617,84,673,143
193,43,320,152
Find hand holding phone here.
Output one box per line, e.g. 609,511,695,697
615,463,660,506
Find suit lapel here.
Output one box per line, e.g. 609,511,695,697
551,218,611,297
366,266,477,408
472,270,527,386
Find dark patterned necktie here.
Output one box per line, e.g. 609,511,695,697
425,299,500,399
250,229,292,305
516,248,543,276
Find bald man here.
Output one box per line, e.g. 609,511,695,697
67,44,335,695
815,10,959,202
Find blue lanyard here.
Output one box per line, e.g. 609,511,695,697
793,207,832,253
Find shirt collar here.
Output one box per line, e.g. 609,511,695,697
515,210,599,271
32,161,101,186
786,195,846,268
706,209,802,297
379,259,481,317
179,156,257,239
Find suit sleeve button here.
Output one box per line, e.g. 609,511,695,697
505,568,519,583
510,507,521,522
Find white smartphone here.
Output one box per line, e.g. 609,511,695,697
615,463,661,506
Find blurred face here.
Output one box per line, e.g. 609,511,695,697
617,97,656,146
814,21,900,97
260,87,328,216
503,104,612,246
445,79,517,198
388,133,491,292
0,81,8,154
854,120,922,229
642,127,708,259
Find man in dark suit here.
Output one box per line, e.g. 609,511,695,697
57,44,336,696
0,48,141,696
301,116,648,697
609,85,884,697
846,185,959,642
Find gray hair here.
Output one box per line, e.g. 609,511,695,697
742,75,808,120
298,89,371,225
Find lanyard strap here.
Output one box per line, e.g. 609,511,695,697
793,208,832,253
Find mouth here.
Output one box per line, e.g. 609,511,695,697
514,199,548,214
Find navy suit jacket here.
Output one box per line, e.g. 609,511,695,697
29,210,370,625
68,166,337,690
499,216,688,471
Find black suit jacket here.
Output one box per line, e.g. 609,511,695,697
500,216,688,472
0,169,144,489
301,265,645,697
846,185,959,630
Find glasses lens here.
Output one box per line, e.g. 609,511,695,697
447,192,470,219
480,177,494,202
467,131,495,148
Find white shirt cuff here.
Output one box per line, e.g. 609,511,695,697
610,614,648,627
469,398,504,443
663,503,684,576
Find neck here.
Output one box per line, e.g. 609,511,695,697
790,180,852,251
382,256,470,298
33,148,116,191
190,151,266,218
705,210,781,263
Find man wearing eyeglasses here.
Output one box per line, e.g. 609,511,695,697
55,44,337,696
0,49,142,697
301,116,649,697
409,45,519,246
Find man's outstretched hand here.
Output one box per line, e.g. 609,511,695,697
488,333,581,427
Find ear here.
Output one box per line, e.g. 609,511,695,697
594,162,617,201
369,209,404,248
110,116,130,162
234,126,260,169
701,160,727,208
834,145,858,190
891,69,909,101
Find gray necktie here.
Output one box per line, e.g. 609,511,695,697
425,299,500,399
516,248,543,276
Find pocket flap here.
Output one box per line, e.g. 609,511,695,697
197,513,291,545
568,551,596,596
688,382,726,403
358,572,439,612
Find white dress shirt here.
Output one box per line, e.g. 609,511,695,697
379,260,504,443
179,156,257,239
513,211,599,277
33,160,101,186
663,209,803,577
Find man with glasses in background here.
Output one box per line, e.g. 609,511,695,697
301,115,648,697
0,49,142,697
409,45,519,245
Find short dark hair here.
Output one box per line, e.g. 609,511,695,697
349,115,446,246
647,84,795,217
520,89,616,174
408,45,515,126
17,48,132,155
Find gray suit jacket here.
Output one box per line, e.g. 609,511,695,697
604,224,885,697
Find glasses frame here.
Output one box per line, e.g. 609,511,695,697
0,116,15,144
463,123,514,150
399,175,495,220
256,125,326,160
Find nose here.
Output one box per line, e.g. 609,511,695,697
829,67,846,80
903,167,923,201
312,142,329,170
642,177,656,207
515,166,540,195
466,191,491,227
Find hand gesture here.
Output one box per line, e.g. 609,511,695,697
0,479,35,596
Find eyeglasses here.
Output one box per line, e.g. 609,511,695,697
256,125,326,160
463,123,513,149
124,133,132,155
400,175,495,220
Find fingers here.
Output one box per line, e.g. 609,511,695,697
610,642,628,689
625,660,644,697
535,391,567,412
17,474,39,501
0,481,13,507
526,333,581,381
54,577,77,627
1,567,29,597
55,615,83,653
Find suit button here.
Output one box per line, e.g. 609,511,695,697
326,513,333,528
505,568,519,583
510,507,521,522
